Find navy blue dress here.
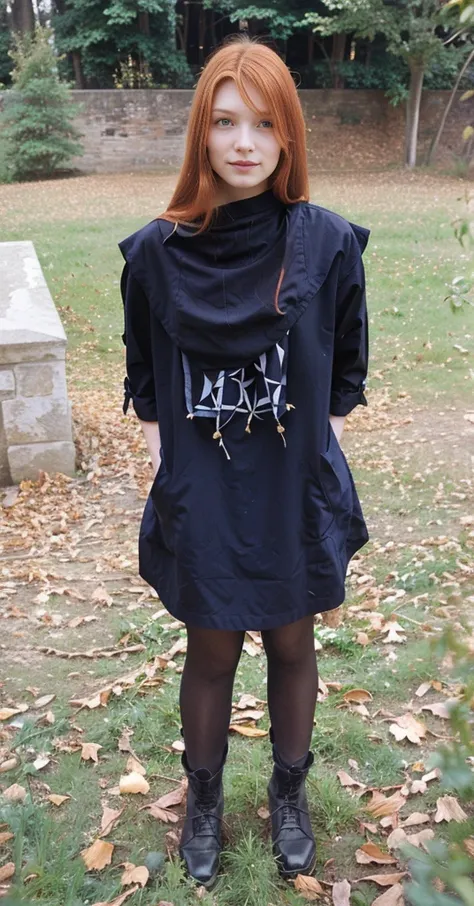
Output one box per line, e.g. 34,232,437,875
119,190,370,630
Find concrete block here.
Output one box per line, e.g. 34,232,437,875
14,362,67,398
8,441,76,483
0,369,15,400
2,396,72,446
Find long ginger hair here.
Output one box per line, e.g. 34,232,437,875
160,36,309,233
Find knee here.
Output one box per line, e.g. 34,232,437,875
184,649,242,683
262,625,315,668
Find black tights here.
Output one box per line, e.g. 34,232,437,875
179,615,319,773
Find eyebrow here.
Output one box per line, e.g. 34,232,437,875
212,108,272,117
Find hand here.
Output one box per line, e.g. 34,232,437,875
329,414,345,444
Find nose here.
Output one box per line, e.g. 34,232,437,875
234,123,255,153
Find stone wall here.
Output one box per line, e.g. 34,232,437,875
0,242,76,486
0,88,470,173
66,89,472,173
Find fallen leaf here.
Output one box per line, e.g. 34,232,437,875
2,784,26,802
389,714,426,745
294,873,325,900
435,795,468,823
33,755,50,771
171,739,185,753
337,770,366,790
119,772,150,795
0,863,14,883
47,794,70,807
355,843,397,865
81,838,114,871
150,783,186,810
91,585,113,607
257,806,270,819
228,725,268,737
372,884,405,906
366,791,406,818
401,812,430,827
332,878,351,905
0,832,13,845
91,884,139,906
141,803,180,823
126,756,146,776
33,694,56,710
358,872,407,886
100,805,124,836
0,707,26,721
420,701,452,719
118,728,134,752
343,688,373,704
121,862,149,887
0,758,18,773
81,743,102,763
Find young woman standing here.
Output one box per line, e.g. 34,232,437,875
120,36,370,889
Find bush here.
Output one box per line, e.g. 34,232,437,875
0,26,83,182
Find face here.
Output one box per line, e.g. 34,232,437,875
207,79,282,205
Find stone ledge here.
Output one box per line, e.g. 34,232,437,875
8,441,76,483
14,362,67,399
0,370,15,401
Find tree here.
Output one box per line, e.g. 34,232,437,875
51,0,193,89
1,26,84,180
11,0,35,34
304,0,453,168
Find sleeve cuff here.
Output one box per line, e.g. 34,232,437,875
330,384,368,417
122,377,158,421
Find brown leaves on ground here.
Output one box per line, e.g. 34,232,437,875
356,843,398,865
99,806,124,837
91,885,140,906
293,873,325,900
118,772,150,795
81,839,114,871
120,862,149,887
81,742,102,763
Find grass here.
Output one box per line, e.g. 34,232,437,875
0,169,473,904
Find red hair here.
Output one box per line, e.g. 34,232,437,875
159,35,309,233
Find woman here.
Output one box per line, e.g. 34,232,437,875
120,36,370,889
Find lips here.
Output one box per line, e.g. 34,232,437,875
230,161,259,167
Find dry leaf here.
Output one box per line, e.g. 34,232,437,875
151,783,186,810
420,701,452,719
257,806,270,819
81,838,114,871
332,879,351,905
389,714,426,745
294,873,325,900
359,872,407,886
401,812,430,827
47,794,70,807
228,725,268,737
33,694,56,709
171,739,185,753
91,585,113,607
121,863,149,887
126,756,146,776
0,863,14,883
118,729,134,752
0,832,14,845
355,843,397,865
372,884,405,906
142,803,180,823
366,791,406,818
33,755,50,771
337,770,366,790
119,772,150,795
91,884,139,906
2,783,26,802
100,806,124,836
435,795,468,823
81,742,102,763
0,707,26,721
0,758,18,773
343,688,373,704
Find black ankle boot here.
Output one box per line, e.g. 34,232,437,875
179,743,228,888
268,731,316,878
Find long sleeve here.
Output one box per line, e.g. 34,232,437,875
121,262,158,423
330,241,369,417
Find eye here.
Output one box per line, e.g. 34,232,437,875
259,120,273,129
216,118,232,126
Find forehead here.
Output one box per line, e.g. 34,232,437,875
212,78,267,114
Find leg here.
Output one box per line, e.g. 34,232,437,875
261,615,318,877
180,624,245,771
261,614,318,765
179,624,244,888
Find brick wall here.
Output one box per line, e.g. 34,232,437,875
1,89,472,172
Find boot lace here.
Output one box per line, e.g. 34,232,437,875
273,775,308,834
193,787,220,835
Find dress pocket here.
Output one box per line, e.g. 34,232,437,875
303,424,353,543
149,461,176,552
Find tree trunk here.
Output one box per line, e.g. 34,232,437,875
183,1,190,56
331,33,346,89
209,6,217,49
198,0,205,67
138,11,150,34
307,31,314,66
426,47,474,166
405,59,424,168
71,50,85,89
11,0,35,33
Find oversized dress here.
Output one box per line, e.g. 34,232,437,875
119,189,370,631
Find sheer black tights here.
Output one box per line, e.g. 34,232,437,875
179,616,318,772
